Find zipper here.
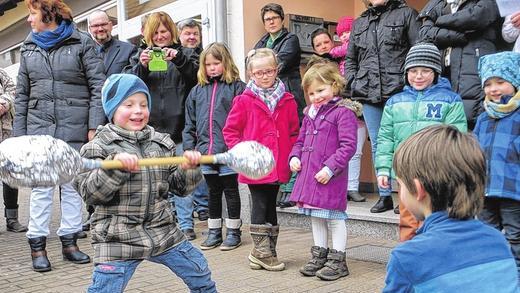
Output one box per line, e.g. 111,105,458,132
208,80,218,154
138,141,155,256
485,120,497,195
412,91,421,132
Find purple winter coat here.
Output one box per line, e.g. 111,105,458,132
289,98,359,211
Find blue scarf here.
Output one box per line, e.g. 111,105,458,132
31,21,74,51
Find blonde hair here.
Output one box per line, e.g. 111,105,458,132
246,48,278,72
197,42,241,86
393,125,485,220
143,12,178,47
302,62,345,96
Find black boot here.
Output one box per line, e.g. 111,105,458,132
28,237,51,272
60,233,91,264
200,218,222,250
347,191,366,202
316,249,349,281
5,208,28,232
220,219,241,251
299,246,329,276
370,196,394,213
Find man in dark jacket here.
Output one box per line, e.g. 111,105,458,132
418,0,502,129
88,10,137,77
344,0,421,213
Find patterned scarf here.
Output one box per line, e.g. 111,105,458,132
483,91,520,119
247,78,286,112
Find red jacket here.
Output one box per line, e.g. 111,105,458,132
223,88,299,184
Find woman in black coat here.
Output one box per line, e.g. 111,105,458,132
253,3,305,120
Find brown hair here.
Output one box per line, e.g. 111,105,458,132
197,42,241,86
393,125,485,219
142,12,178,47
310,28,332,50
25,0,72,24
260,3,284,22
302,62,345,96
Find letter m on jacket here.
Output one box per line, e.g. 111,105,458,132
426,103,442,119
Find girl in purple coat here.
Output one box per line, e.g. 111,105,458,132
289,62,359,281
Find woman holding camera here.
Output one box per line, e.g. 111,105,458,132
125,11,198,143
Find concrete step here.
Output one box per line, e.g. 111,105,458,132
239,185,400,241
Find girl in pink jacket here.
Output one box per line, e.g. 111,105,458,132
223,48,299,272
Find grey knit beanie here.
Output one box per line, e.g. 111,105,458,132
404,42,442,74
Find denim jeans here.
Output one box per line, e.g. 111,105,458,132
26,182,83,238
362,103,392,197
478,197,520,282
347,122,366,191
87,240,217,293
170,144,209,230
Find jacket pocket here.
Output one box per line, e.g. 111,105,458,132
351,69,369,97
383,22,406,46
28,99,38,109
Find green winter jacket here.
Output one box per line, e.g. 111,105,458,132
375,78,467,177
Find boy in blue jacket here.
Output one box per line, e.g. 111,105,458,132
474,51,520,283
383,125,519,292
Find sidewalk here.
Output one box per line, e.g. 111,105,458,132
0,187,396,292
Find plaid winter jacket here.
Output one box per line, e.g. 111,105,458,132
0,69,15,142
474,108,520,201
74,124,201,263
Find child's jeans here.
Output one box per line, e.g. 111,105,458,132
87,240,217,293
479,197,520,283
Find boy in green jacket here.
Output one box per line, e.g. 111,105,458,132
375,43,467,241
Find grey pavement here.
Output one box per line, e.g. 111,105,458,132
0,187,396,292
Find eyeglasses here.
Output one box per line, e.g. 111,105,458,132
408,68,434,77
263,16,281,23
251,68,277,79
89,22,110,29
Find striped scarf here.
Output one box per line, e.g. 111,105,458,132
247,78,286,112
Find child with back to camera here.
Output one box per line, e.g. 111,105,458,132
289,62,359,281
183,42,246,251
375,42,467,241
383,125,519,293
74,74,216,293
223,48,299,271
474,51,520,283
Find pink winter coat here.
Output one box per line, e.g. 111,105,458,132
223,89,299,184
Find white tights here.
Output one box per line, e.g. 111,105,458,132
311,217,347,252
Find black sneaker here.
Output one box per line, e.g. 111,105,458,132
197,210,209,221
182,228,196,241
370,197,394,213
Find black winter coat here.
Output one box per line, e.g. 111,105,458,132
418,0,501,126
254,28,305,119
344,0,420,104
183,78,246,155
14,26,106,150
125,44,198,142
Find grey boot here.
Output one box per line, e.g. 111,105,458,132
299,246,329,276
316,249,349,281
220,218,242,251
5,208,28,232
248,224,285,271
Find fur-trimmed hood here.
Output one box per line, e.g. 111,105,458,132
337,98,363,117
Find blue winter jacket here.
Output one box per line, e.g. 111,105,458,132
473,108,520,201
383,212,519,293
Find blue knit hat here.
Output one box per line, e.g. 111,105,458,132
478,52,520,90
101,74,152,121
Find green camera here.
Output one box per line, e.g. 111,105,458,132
148,47,168,72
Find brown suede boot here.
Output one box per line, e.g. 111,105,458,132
248,224,285,271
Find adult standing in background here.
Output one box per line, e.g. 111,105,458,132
81,10,138,232
125,12,199,240
253,3,305,119
174,18,210,234
0,68,27,233
418,0,502,128
344,0,420,214
88,10,137,77
15,0,105,272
